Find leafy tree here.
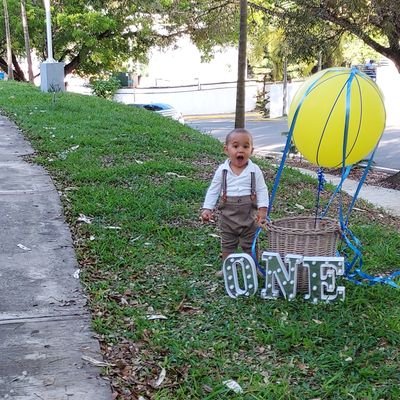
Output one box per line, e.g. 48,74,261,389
0,0,306,82
341,35,380,67
3,0,399,81
3,0,13,79
0,0,245,81
248,0,400,72
2,1,285,82
0,0,194,80
250,1,344,67
249,0,400,182
0,0,40,80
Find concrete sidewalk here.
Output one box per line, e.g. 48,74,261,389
0,115,111,398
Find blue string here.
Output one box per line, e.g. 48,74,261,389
317,169,326,191
320,165,352,218
344,146,377,226
251,226,264,275
314,168,326,224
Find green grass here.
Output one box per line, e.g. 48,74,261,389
1,81,400,400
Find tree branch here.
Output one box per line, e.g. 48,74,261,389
311,6,389,55
249,1,400,71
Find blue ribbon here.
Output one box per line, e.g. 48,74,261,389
251,226,264,275
344,146,376,226
314,168,326,224
320,165,352,218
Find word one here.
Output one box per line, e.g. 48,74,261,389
223,252,345,303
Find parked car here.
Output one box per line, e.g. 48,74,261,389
129,102,185,124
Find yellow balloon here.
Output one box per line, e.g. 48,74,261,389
288,67,386,168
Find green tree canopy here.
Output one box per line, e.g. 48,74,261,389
0,0,243,80
2,0,399,81
0,1,190,79
249,0,400,72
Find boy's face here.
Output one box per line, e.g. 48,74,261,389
224,132,254,170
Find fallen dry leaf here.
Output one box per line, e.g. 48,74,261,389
146,314,168,320
77,214,92,224
223,379,243,394
150,367,166,388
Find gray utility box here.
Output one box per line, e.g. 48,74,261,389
40,61,65,92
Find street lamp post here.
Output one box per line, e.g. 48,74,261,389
44,0,54,62
40,0,65,92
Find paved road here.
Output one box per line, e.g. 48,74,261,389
187,115,400,171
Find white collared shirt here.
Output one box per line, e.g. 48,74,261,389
203,159,269,210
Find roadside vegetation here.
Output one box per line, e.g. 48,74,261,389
1,81,400,400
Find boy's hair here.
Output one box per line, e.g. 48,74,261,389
225,128,253,145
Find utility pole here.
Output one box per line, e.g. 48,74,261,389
43,0,54,62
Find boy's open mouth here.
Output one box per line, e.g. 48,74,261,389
237,155,244,161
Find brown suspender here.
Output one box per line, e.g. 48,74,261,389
221,169,228,202
221,169,256,202
250,171,256,201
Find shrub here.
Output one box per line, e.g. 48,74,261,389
90,76,121,99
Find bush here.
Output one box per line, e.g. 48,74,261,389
90,76,121,99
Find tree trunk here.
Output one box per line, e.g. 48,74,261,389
12,53,26,81
3,0,13,80
0,56,24,81
235,0,247,129
20,0,34,83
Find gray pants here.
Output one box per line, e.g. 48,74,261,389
218,195,258,254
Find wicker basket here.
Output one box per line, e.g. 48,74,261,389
263,216,341,293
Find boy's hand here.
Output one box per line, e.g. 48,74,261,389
201,209,214,222
256,207,268,224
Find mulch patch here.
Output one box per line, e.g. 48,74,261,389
283,157,400,190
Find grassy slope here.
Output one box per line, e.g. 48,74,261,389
1,81,400,400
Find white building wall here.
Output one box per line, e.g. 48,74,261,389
114,81,260,115
269,81,303,118
376,63,400,127
141,37,238,87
